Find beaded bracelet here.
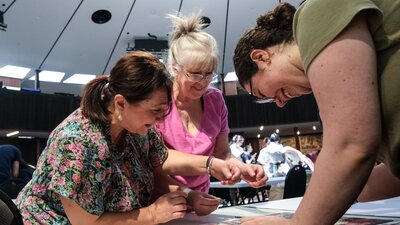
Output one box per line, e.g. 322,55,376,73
206,156,214,176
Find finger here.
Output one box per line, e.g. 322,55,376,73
200,197,221,205
170,196,187,205
230,165,242,180
202,194,221,200
200,201,220,208
171,211,186,220
220,180,233,185
195,203,219,215
221,165,233,180
170,190,188,199
245,165,256,177
221,179,237,185
255,165,267,179
172,202,187,212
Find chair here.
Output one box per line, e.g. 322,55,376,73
283,165,306,199
237,184,271,205
209,176,235,207
0,189,23,225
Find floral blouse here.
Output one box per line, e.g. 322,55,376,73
16,109,168,224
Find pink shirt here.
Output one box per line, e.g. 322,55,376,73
155,87,229,192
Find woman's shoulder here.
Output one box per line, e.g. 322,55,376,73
49,109,108,146
203,87,224,101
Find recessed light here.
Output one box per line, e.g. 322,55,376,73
63,74,95,84
29,70,65,83
0,65,31,79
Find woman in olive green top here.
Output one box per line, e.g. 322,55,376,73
233,0,400,224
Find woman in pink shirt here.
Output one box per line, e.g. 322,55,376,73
155,12,267,194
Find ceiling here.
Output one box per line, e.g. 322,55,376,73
0,0,303,96
1,0,318,140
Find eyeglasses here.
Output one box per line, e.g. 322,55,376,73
180,67,218,83
249,79,275,104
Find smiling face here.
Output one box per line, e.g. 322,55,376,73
116,88,170,136
172,61,216,100
245,46,312,108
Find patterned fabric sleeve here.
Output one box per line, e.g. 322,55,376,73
46,131,111,216
148,128,168,168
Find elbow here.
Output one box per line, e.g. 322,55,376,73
353,130,381,157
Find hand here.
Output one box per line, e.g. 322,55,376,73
210,158,241,185
241,215,291,225
239,163,267,188
187,191,221,216
147,190,187,224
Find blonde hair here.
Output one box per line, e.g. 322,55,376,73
166,12,219,72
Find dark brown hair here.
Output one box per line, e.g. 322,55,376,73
233,2,296,88
80,51,173,123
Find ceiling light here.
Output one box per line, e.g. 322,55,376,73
296,130,301,135
63,74,96,84
259,126,264,131
6,131,19,137
313,126,316,130
29,70,65,83
4,86,21,91
18,136,34,139
257,134,261,138
0,65,31,79
275,129,280,133
224,72,238,82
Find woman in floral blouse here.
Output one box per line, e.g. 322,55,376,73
16,51,239,225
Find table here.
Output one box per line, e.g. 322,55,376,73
209,176,285,189
166,197,400,224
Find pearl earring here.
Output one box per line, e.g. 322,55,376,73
117,114,122,121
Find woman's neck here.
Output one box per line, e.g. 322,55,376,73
109,124,125,144
173,83,199,110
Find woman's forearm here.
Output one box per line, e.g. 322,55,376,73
61,196,154,225
161,149,208,175
293,146,376,225
153,166,185,194
96,208,153,225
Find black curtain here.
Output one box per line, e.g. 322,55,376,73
0,89,80,132
1,89,318,133
224,94,319,128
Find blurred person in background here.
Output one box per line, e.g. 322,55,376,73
241,144,257,164
229,135,246,161
0,144,25,199
257,133,288,177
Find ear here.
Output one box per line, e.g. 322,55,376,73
250,49,272,70
113,94,126,112
171,64,179,74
